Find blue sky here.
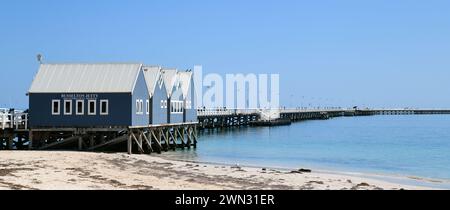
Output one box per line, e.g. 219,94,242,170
1,0,450,109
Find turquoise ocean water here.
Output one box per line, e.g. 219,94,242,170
166,115,450,186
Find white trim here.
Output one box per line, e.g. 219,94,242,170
64,100,72,115
186,100,192,109
136,99,144,115
52,100,60,115
130,64,144,94
158,74,164,89
88,100,96,115
146,99,150,115
76,100,84,115
100,100,109,115
136,100,139,114
170,100,184,114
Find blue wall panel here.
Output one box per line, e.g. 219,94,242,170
131,70,150,127
185,77,197,122
151,83,168,125
170,87,184,124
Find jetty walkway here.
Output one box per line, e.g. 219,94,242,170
2,107,450,152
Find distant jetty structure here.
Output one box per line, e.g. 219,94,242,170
197,108,450,129
2,107,450,152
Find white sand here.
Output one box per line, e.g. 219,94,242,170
0,151,443,190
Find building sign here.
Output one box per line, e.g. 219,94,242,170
61,94,99,100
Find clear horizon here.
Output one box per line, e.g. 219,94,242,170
1,0,450,109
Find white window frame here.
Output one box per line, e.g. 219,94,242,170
158,75,164,89
76,100,84,115
170,100,183,114
88,100,97,115
186,100,191,109
64,100,72,115
100,100,109,115
136,99,144,115
146,99,150,115
52,100,60,115
160,100,164,109
136,100,140,114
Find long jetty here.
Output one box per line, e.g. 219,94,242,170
2,107,450,151
198,108,450,129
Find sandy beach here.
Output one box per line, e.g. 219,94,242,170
0,151,442,190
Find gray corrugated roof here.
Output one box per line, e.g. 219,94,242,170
161,68,178,97
143,66,162,97
178,71,193,99
28,63,143,93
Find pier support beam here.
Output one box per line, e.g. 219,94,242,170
78,137,83,151
28,130,33,150
7,135,13,150
127,133,132,155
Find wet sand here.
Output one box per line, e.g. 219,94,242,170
0,151,440,190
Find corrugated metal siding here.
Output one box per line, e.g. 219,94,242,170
29,63,142,93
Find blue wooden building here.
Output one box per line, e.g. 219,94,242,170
178,71,197,123
142,66,168,125
28,63,150,128
161,69,183,124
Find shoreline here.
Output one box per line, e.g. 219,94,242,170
0,151,444,190
159,155,450,190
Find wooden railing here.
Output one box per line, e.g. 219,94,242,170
0,108,28,130
197,108,259,116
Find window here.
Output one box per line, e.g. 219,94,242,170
136,99,143,114
64,100,72,115
88,100,96,115
186,100,192,109
161,100,167,109
52,100,60,115
170,101,184,114
76,100,84,115
146,100,150,115
136,100,140,114
100,100,109,115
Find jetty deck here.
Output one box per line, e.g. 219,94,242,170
1,108,198,153
2,107,450,152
